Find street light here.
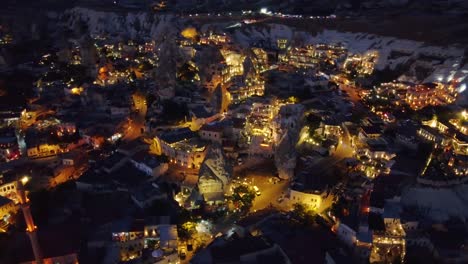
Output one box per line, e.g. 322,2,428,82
21,176,29,185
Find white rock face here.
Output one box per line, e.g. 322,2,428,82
402,184,468,222
0,55,7,66
58,7,182,39
233,24,467,94
198,145,232,197
55,7,468,95
275,131,298,180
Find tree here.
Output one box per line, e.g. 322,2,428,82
178,221,197,241
292,203,316,225
146,93,157,108
147,199,171,215
177,62,197,82
161,100,189,124
147,239,158,250
230,185,256,212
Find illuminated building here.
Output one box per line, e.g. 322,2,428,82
181,27,198,40
17,180,43,264
318,120,343,138
315,43,347,59
0,179,18,203
370,198,406,264
279,45,319,68
227,76,265,104
0,127,19,161
152,128,207,169
343,51,378,76
449,111,468,156
0,195,17,223
277,38,288,50
289,189,324,210
243,102,278,155
355,133,396,178
197,144,232,204
449,112,468,136
251,48,269,73
405,81,459,110
111,218,179,262
405,84,438,110
26,144,66,159
199,124,223,144
199,31,231,46
220,49,245,83
418,118,451,146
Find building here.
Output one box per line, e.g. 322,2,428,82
130,183,166,209
227,76,265,104
0,175,18,202
279,45,319,68
0,127,19,161
111,217,179,262
405,82,458,110
369,198,406,264
26,144,66,159
130,150,168,178
199,124,223,144
343,51,378,76
418,118,451,146
396,120,419,150
358,125,382,141
191,234,290,264
220,49,245,83
61,150,85,167
0,195,17,222
289,189,325,211
199,32,231,46
197,144,232,204
152,128,208,169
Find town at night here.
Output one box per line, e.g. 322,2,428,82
0,0,467,263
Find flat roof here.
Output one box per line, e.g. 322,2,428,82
211,236,273,263
159,128,196,144
0,195,13,207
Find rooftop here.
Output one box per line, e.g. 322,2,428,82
200,123,224,133
210,236,274,263
159,127,196,144
361,125,382,136
117,139,148,154
131,150,163,169
101,152,127,170
190,105,213,118
0,195,13,207
130,183,165,204
113,162,151,187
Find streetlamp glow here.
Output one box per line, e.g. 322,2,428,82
21,176,29,185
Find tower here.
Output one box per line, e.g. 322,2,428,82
17,180,43,264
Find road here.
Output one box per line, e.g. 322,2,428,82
231,157,290,212
338,83,368,115
19,109,55,130
123,92,147,141
250,174,289,211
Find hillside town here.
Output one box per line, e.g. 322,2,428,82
0,2,468,264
